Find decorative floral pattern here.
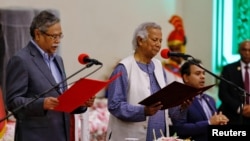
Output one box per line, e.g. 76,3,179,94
88,98,109,141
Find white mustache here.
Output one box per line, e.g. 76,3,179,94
52,44,59,47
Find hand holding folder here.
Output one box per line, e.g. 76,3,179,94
54,73,121,113
139,81,215,110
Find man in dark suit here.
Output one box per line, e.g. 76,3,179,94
170,59,228,141
5,10,93,141
218,40,250,125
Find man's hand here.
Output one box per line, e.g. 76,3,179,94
242,104,250,117
210,111,229,125
44,97,59,110
144,101,163,116
83,96,96,107
180,98,193,110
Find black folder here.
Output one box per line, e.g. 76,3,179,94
139,81,215,110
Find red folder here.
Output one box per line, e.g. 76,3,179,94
139,81,215,110
0,87,7,138
54,73,121,112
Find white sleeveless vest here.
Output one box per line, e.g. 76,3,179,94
106,55,169,141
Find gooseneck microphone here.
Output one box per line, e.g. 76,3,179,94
160,48,192,59
78,53,102,65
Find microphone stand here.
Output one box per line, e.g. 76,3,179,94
184,56,248,124
0,62,102,123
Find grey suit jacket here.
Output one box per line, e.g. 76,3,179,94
6,41,86,141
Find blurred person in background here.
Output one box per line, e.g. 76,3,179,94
162,15,186,83
218,40,250,125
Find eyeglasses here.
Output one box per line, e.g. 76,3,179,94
41,31,64,40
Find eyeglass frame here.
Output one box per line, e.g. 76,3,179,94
40,31,64,40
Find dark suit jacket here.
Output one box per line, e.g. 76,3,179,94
171,94,217,141
6,41,86,141
218,61,250,125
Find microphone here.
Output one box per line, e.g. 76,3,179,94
160,48,191,59
78,53,102,65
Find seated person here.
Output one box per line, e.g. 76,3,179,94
170,59,229,141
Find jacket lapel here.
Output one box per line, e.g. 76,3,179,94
28,42,58,88
203,95,217,114
54,56,67,92
193,97,207,119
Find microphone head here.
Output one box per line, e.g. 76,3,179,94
78,53,89,64
160,48,170,59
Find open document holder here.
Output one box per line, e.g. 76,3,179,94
54,73,121,113
139,81,215,110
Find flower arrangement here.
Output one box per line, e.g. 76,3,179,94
155,137,191,141
153,129,191,141
155,136,183,141
88,98,109,141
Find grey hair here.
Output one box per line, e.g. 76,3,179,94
30,10,60,39
132,22,161,50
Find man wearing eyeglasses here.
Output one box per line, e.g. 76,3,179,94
5,10,91,141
